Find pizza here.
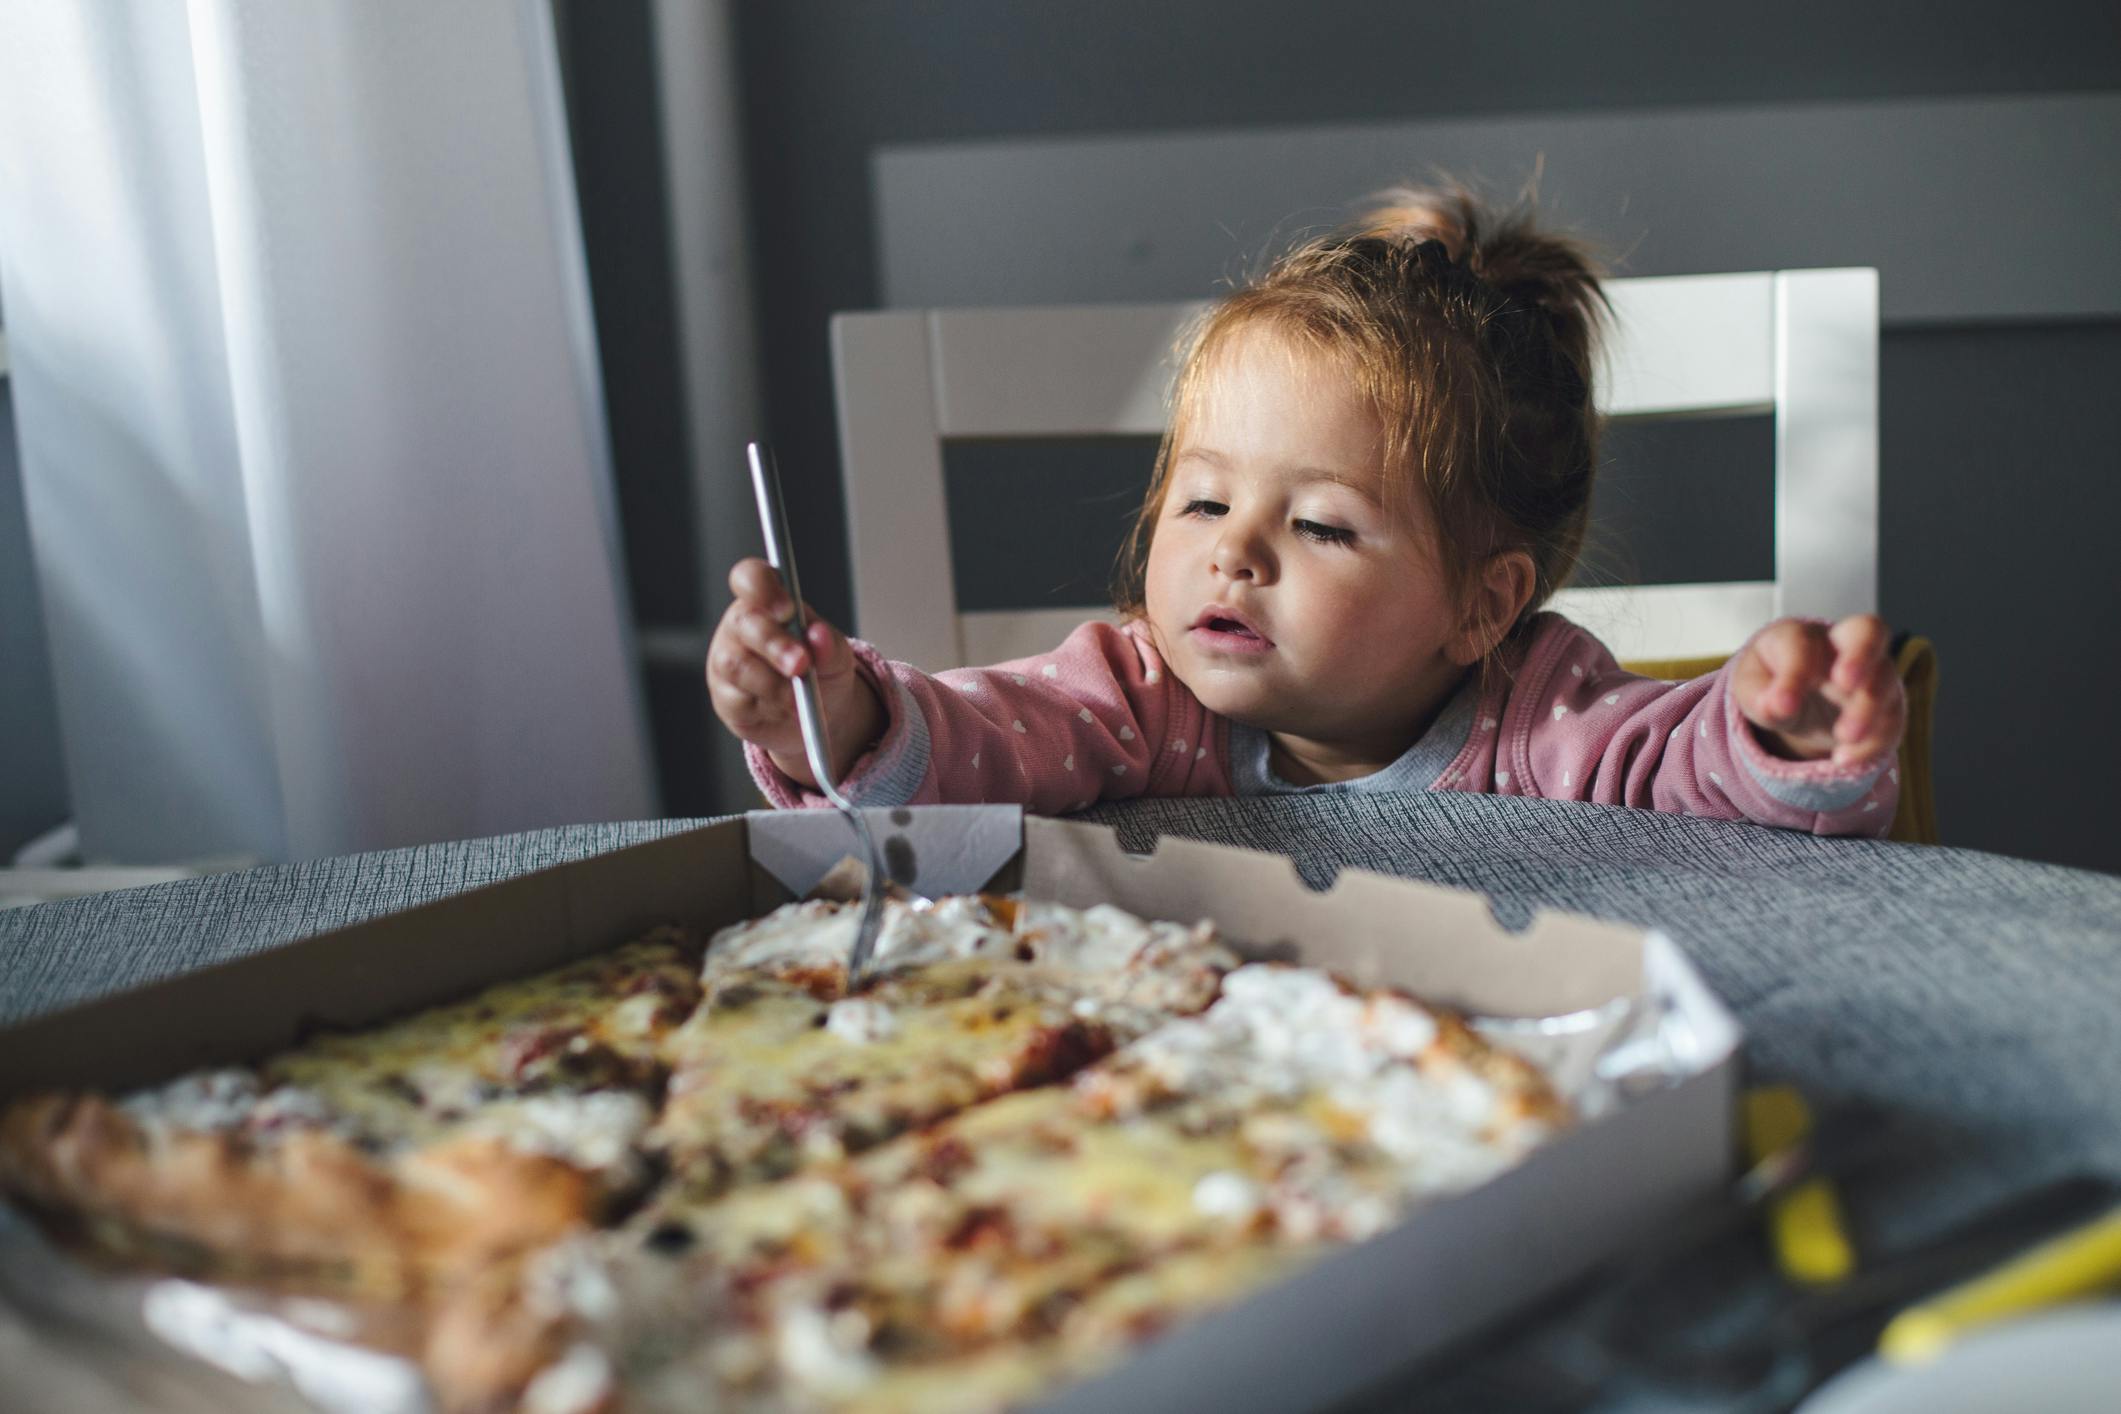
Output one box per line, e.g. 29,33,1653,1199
0,931,705,1304
0,890,1568,1414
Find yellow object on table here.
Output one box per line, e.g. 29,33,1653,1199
1742,1084,1855,1286
1877,1204,2121,1365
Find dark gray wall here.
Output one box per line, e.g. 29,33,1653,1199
706,0,2121,871
1881,324,2121,874
0,379,70,856
556,1,718,818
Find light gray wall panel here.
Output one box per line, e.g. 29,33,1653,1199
877,93,2121,325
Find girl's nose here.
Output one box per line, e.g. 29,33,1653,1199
1211,522,1272,583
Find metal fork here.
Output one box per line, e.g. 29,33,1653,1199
746,441,887,987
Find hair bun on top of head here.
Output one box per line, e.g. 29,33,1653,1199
1351,182,1610,364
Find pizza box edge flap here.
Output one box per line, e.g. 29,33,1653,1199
0,818,762,1099
1019,813,1661,1019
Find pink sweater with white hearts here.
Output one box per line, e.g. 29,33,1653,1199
746,613,1899,837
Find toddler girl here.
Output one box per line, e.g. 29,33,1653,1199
708,187,1905,836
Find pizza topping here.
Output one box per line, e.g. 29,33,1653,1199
705,896,1233,1020
1365,1070,1537,1189
249,1085,340,1133
119,1069,256,1132
643,1221,696,1255
822,998,900,1045
121,1069,336,1138
519,1342,615,1414
1125,964,1441,1100
1190,1170,1265,1222
1014,903,1232,1014
462,1092,655,1179
704,895,1013,988
777,1303,881,1396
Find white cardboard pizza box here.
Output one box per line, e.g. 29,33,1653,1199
0,806,1741,1413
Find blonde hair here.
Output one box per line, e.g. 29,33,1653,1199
1112,181,1610,654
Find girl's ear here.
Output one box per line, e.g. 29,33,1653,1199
1449,550,1538,665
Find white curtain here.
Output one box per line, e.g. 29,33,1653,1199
0,0,654,863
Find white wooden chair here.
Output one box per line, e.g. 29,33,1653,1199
829,270,1879,672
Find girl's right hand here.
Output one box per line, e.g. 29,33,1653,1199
707,558,882,790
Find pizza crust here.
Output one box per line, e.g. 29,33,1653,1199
0,1093,598,1300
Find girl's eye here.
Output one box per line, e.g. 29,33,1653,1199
1294,519,1355,546
1179,499,1227,518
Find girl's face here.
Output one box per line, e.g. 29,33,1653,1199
1144,327,1473,751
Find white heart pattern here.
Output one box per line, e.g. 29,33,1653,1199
1481,717,1498,732
1010,674,1026,686
1604,694,1619,706
1041,663,1059,678
1145,669,1161,684
1552,703,1569,721
1172,738,1188,753
1111,764,1127,776
1495,771,1511,788
1118,726,1134,741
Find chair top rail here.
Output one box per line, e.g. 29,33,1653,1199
866,271,1811,441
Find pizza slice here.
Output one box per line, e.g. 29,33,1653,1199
647,894,1232,1195
0,928,705,1302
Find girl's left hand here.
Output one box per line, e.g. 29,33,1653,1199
1731,613,1905,766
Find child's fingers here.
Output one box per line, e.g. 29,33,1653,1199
727,557,794,618
1832,653,1899,736
1828,613,1889,693
1831,658,1905,766
731,605,810,676
708,669,770,726
1748,620,1832,724
710,640,792,713
804,618,854,677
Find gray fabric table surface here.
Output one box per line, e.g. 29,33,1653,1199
3,792,2118,1410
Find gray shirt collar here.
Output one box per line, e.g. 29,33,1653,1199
1228,672,1481,797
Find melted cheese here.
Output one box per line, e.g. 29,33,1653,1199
703,895,1233,1022
118,937,698,1175
703,896,1014,984
650,962,1102,1184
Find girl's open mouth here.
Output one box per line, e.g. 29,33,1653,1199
1190,611,1274,655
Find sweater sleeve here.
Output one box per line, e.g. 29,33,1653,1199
745,620,1233,812
1457,615,1898,838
